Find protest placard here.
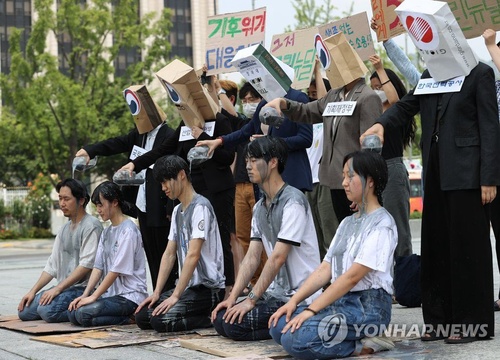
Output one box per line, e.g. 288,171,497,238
318,12,375,61
396,0,478,81
231,44,293,102
445,0,500,39
205,7,266,75
270,27,318,90
371,0,406,41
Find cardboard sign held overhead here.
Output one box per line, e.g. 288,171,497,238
445,0,500,39
371,0,406,41
123,85,165,134
396,0,478,81
231,44,294,102
323,32,369,89
270,27,318,90
205,7,266,75
156,60,218,128
318,12,375,61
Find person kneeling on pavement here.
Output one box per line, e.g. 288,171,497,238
269,151,397,359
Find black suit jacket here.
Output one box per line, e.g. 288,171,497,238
132,113,235,194
379,62,500,190
84,123,176,226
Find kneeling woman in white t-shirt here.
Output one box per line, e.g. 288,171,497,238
269,151,397,359
68,181,148,326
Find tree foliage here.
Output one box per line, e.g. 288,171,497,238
285,0,354,31
0,0,179,185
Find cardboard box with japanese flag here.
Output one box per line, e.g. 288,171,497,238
155,59,218,128
231,43,294,102
123,85,166,134
395,0,478,81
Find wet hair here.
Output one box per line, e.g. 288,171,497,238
370,68,416,148
91,181,133,214
245,136,288,174
343,151,388,206
219,79,238,105
153,155,191,183
56,178,90,207
239,82,262,101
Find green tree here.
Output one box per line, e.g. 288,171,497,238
0,0,177,185
285,0,354,31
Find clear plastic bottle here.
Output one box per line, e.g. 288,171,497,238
361,135,383,154
259,107,285,128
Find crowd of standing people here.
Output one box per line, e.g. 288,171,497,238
16,14,500,358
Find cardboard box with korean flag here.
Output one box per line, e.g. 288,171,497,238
155,59,218,129
231,44,294,102
395,0,478,81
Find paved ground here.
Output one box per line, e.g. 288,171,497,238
0,231,499,359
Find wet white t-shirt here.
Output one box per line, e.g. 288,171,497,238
94,219,148,305
324,207,397,294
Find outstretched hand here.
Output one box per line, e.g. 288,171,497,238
119,162,136,177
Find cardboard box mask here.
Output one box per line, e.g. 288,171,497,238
395,0,478,81
156,60,218,128
231,44,294,102
123,85,166,134
321,32,369,89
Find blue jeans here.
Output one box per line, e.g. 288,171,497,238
270,289,391,359
213,295,286,341
68,295,137,327
18,286,85,323
135,285,224,332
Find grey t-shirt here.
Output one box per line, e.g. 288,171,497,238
169,194,225,289
43,213,102,286
251,184,321,304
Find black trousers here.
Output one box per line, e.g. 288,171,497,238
137,211,178,293
421,142,494,338
199,187,236,286
330,189,352,223
489,190,500,299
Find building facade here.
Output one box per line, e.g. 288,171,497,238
0,0,217,78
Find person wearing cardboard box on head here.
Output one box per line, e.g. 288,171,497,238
197,44,313,195
264,32,383,224
75,85,178,294
361,0,500,344
119,60,236,293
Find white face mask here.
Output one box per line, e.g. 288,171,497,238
374,89,388,104
243,102,258,118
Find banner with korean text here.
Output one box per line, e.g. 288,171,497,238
445,0,500,38
318,12,375,61
371,0,406,41
205,7,266,75
270,27,318,90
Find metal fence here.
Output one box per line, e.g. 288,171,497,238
1,187,30,206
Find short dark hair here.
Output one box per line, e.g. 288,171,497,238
245,136,288,174
91,181,133,214
56,178,90,207
343,151,388,205
309,77,332,92
153,155,191,183
239,82,262,100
